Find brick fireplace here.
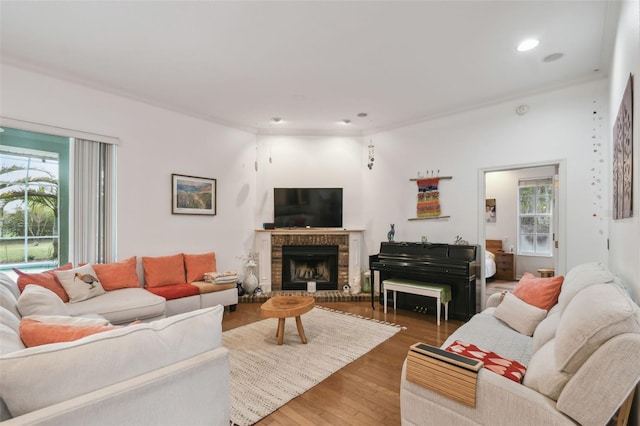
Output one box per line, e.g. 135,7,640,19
271,233,349,291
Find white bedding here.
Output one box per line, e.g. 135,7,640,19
485,251,496,278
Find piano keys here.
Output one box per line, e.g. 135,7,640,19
369,242,479,321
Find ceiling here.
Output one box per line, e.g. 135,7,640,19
0,1,619,136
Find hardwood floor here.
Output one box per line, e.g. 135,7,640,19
221,301,465,426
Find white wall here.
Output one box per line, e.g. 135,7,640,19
608,0,640,302
486,166,556,277
607,2,640,425
1,64,258,273
364,80,610,274
254,134,365,230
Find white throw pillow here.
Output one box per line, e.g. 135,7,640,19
493,293,547,336
555,283,640,373
523,339,571,401
17,284,69,317
55,264,105,303
0,305,224,417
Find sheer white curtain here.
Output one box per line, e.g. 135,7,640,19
71,139,116,264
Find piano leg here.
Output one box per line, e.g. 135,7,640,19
384,288,387,313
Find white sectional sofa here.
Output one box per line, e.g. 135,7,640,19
401,262,640,426
0,271,230,425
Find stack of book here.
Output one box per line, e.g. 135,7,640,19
204,271,238,285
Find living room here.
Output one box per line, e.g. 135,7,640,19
1,1,639,425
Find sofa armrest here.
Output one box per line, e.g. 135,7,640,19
401,359,576,426
556,333,640,426
486,291,506,308
0,306,223,417
1,348,230,426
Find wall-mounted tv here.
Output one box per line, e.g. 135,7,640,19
274,188,343,228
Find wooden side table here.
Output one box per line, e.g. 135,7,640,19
537,268,555,278
494,252,515,281
260,296,315,345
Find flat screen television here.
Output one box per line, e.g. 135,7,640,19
274,188,343,228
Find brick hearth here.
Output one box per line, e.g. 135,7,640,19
271,233,349,291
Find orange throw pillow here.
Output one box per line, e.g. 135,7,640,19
513,272,564,311
93,257,141,291
19,318,120,348
142,253,186,287
184,252,217,283
13,263,73,302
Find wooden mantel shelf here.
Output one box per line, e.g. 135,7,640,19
408,216,451,221
255,228,365,234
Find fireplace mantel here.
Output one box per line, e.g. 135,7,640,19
255,229,364,293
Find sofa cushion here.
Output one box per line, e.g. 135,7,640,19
0,306,223,417
0,323,25,355
17,285,69,317
184,252,217,283
556,263,613,313
0,284,20,319
442,308,534,365
142,253,187,287
145,284,200,300
513,272,564,311
191,280,236,294
93,257,141,291
0,306,24,354
523,339,571,400
555,283,640,373
56,264,106,303
19,318,120,348
64,288,166,325
532,311,561,353
445,340,527,383
13,263,73,302
493,293,547,336
0,306,20,334
23,315,110,327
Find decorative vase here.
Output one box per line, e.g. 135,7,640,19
387,224,395,242
243,270,259,295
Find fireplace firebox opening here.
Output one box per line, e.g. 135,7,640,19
282,245,338,290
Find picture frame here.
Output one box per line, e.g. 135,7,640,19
171,174,216,215
613,74,633,220
485,198,496,223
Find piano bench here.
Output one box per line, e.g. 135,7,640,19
382,279,452,325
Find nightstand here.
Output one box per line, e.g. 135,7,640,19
494,252,515,281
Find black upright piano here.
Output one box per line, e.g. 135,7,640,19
369,242,479,321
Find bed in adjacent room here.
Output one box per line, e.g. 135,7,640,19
485,239,502,279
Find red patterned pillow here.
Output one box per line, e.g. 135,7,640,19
445,340,527,383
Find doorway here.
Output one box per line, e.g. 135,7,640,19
477,161,566,310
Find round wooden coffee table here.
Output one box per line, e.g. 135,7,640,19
260,296,315,345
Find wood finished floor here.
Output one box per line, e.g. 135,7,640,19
222,300,465,426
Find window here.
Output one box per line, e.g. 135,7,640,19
0,125,116,274
1,128,70,269
518,177,553,256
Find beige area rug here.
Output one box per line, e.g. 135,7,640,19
223,306,403,426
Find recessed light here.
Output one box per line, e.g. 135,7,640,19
543,53,564,62
517,38,539,52
341,119,351,125
272,117,283,123
357,113,368,118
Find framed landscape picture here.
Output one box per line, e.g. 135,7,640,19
172,174,216,215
